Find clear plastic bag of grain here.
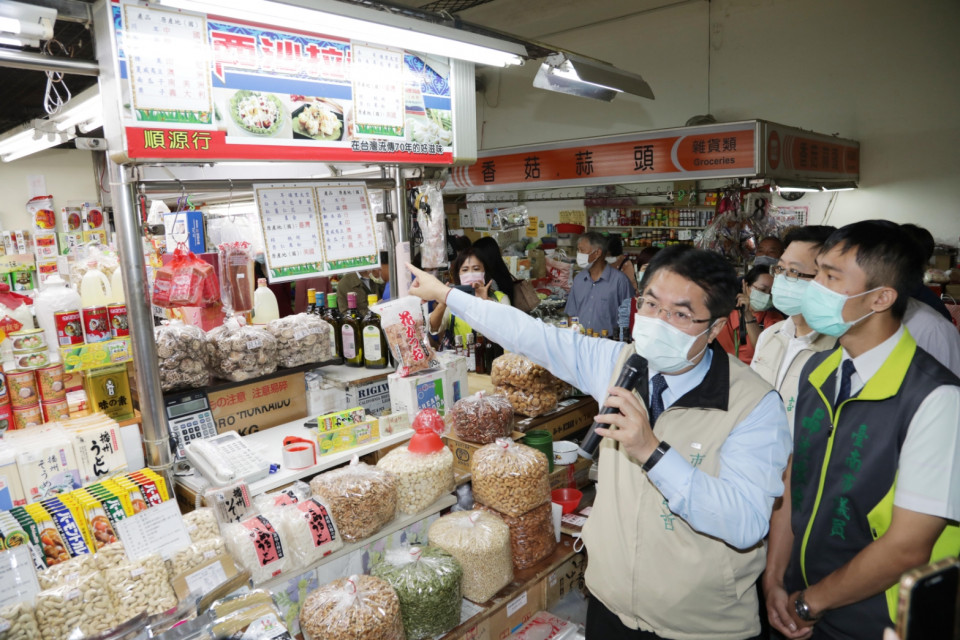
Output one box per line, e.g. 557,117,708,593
35,571,122,640
309,457,397,542
36,552,96,590
274,495,344,566
376,445,454,515
182,508,220,543
475,502,557,570
371,546,463,640
155,320,211,392
471,439,551,517
0,602,41,640
299,574,404,640
207,318,278,382
106,553,178,621
93,541,128,572
449,391,514,444
266,313,334,367
493,384,558,419
490,353,556,391
222,512,291,585
428,511,512,603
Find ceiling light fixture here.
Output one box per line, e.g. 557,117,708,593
533,52,654,102
0,87,103,162
155,0,525,67
0,1,56,48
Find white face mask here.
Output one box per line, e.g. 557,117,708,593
576,252,593,269
605,256,618,265
632,314,713,374
749,288,772,311
459,271,485,287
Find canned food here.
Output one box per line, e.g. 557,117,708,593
12,348,50,370
0,371,7,405
82,306,111,343
9,328,46,351
55,310,84,346
41,398,70,423
12,403,43,430
37,364,66,402
0,403,11,435
7,370,39,408
107,303,129,338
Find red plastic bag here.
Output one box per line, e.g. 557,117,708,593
151,252,181,308
170,250,220,307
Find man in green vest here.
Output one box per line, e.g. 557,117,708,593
765,220,960,639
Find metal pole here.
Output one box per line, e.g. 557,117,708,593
378,166,399,293
394,165,408,242
110,161,173,488
0,48,99,76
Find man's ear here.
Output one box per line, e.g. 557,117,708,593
706,317,727,342
871,287,898,314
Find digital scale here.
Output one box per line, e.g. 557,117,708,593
165,391,218,459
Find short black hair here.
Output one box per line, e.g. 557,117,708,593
639,245,738,319
745,265,771,287
578,232,607,254
820,220,922,320
899,223,935,262
783,225,836,250
606,234,624,257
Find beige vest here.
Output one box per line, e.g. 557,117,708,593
582,344,772,640
750,320,835,434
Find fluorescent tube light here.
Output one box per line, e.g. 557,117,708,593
156,0,525,67
0,1,56,47
0,131,70,163
777,186,821,193
533,53,654,102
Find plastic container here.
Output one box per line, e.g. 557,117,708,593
253,278,279,324
551,488,583,514
33,275,82,350
552,440,579,466
523,430,554,473
109,269,125,304
79,262,112,307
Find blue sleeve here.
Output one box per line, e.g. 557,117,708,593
446,288,625,403
646,390,792,549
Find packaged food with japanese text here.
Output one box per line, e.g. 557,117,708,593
275,495,343,566
84,364,135,421
222,512,292,585
8,427,82,503
62,415,127,484
372,296,438,377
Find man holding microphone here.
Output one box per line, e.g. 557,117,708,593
408,245,790,640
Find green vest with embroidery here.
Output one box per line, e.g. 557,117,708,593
787,329,960,639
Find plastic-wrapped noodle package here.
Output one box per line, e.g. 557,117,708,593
371,546,463,640
471,439,551,517
427,511,512,603
182,508,220,543
253,480,311,511
106,553,178,620
275,496,343,566
309,457,397,542
0,602,41,640
35,571,122,640
299,574,404,640
222,512,291,585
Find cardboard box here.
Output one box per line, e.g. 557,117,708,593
437,352,469,405
208,372,307,436
515,397,599,441
317,416,379,456
542,552,587,610
443,430,525,477
945,283,960,300
486,582,545,640
318,368,392,417
389,366,448,418
547,457,592,491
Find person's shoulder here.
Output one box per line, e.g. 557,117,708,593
605,264,630,284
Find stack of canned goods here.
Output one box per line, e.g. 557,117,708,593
59,304,128,345
8,329,50,370
4,362,69,431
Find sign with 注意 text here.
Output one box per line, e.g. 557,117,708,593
209,373,307,436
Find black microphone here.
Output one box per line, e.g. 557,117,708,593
577,354,647,460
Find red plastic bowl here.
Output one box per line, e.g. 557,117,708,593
551,488,583,514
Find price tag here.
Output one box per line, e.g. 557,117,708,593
115,500,192,562
184,560,228,596
0,547,40,608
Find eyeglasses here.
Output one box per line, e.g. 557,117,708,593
636,296,712,330
772,265,816,281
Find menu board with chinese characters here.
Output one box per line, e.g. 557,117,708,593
254,182,379,281
352,44,405,138
121,2,213,125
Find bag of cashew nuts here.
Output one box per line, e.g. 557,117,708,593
490,353,557,391
493,384,558,419
299,574,404,640
427,510,513,603
106,553,178,620
376,441,454,515
309,457,398,541
471,439,551,517
35,571,123,640
265,313,334,368
475,502,557,570
155,320,212,392
0,602,41,640
449,391,514,444
207,316,278,382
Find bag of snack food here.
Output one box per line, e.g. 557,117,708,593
218,241,255,313
371,296,438,377
299,575,404,640
471,439,550,517
449,392,514,444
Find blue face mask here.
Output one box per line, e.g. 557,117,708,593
771,274,810,317
801,280,880,337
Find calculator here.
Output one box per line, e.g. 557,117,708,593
185,432,271,487
165,391,218,459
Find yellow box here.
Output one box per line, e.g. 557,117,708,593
315,406,367,432
317,416,380,456
84,364,135,421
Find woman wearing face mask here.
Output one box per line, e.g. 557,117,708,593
428,248,510,343
715,265,784,364
605,234,640,294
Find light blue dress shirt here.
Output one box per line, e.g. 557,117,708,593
564,264,635,337
446,288,791,549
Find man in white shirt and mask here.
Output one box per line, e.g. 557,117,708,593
565,232,634,336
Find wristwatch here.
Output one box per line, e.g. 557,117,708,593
794,590,819,622
642,441,670,472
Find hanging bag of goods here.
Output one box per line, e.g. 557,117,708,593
371,296,438,376
218,241,255,314
169,249,220,308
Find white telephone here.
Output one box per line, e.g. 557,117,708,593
185,432,271,487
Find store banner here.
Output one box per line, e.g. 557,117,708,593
111,0,456,164
761,122,860,180
450,122,758,191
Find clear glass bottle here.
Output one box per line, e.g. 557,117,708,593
362,294,388,369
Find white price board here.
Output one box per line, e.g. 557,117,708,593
115,500,192,562
0,546,40,608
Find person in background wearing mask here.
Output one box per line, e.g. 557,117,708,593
605,234,640,293
336,253,386,315
765,221,960,640
755,236,785,268
472,236,516,302
407,246,790,640
565,232,634,336
716,266,784,364
428,247,510,343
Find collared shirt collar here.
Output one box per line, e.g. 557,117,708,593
650,341,729,412
840,324,905,390
782,316,819,345
578,264,615,283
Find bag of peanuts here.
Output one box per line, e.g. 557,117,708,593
490,354,557,391
428,511,513,603
494,384,558,419
299,574,405,640
475,502,557,570
35,571,123,640
371,546,463,640
310,457,398,542
377,412,454,515
372,296,439,377
0,602,41,640
450,391,514,444
471,439,551,517
106,553,178,621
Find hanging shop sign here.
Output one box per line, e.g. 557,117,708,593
254,181,379,282
448,120,859,191
102,0,463,164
